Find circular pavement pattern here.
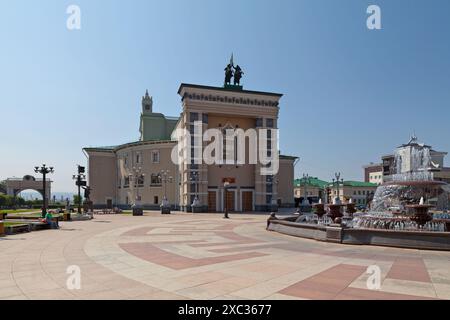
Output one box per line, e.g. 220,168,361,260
1,212,450,300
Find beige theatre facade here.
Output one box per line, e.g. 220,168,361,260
84,82,297,212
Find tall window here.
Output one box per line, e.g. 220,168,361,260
222,124,237,164
266,118,274,128
137,174,144,187
152,151,160,163
136,154,141,164
190,112,199,122
124,177,130,188
150,174,162,186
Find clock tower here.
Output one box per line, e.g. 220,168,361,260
142,89,153,114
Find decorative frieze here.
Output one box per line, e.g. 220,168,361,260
182,92,279,107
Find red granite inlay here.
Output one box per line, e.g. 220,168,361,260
272,244,403,263
122,227,156,237
190,230,262,248
210,244,275,253
120,242,268,270
279,264,367,299
386,257,431,283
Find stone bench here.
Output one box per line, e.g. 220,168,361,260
4,223,32,235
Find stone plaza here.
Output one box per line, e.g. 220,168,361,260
1,212,449,300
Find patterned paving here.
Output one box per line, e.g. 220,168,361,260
1,212,450,300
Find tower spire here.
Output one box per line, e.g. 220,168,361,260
142,89,153,113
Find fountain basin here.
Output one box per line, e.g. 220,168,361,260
328,204,344,223
406,204,434,227
313,203,326,218
267,216,450,251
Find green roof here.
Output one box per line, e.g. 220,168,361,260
294,179,378,189
280,155,299,160
342,181,378,188
294,177,329,188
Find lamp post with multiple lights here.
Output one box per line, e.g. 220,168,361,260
223,181,230,219
34,164,54,217
72,165,86,214
302,174,312,205
159,170,173,214
332,172,344,204
190,171,200,211
129,166,145,216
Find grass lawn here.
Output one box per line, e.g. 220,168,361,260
3,213,61,219
3,221,29,227
6,213,42,218
0,209,41,214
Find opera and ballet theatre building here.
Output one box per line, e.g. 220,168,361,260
84,75,297,212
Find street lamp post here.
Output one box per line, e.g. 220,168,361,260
267,175,279,212
332,172,344,204
130,166,145,216
159,170,173,214
72,165,86,214
34,164,54,218
302,174,311,205
223,181,230,219
190,171,200,212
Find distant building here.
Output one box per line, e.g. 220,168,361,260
366,136,450,184
84,79,297,212
363,163,383,185
382,154,395,178
293,177,329,205
329,181,377,206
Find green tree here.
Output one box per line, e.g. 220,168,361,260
0,194,7,207
73,195,83,206
0,194,17,208
0,180,6,194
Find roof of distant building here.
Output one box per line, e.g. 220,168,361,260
342,181,378,188
83,139,175,153
178,83,283,98
294,177,329,188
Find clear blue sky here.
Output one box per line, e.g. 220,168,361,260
1,0,450,192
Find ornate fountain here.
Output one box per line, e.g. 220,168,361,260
406,197,433,228
345,199,357,218
313,199,326,218
267,136,450,250
353,136,450,232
